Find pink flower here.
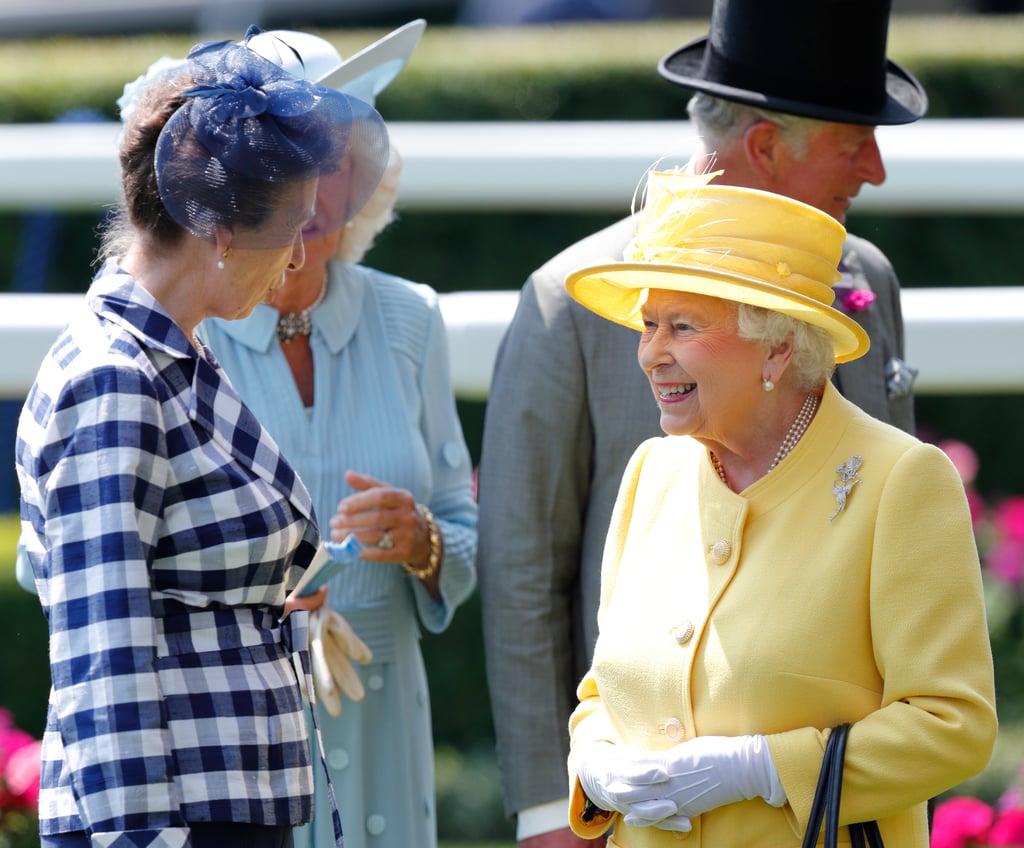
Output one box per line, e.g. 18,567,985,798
3,739,41,811
0,724,35,775
0,711,40,816
989,808,1024,846
985,536,1024,586
996,496,1024,542
940,440,980,487
932,796,995,848
841,289,876,313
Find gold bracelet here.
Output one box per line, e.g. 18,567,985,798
403,504,442,581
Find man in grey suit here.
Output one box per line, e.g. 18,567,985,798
476,1,925,845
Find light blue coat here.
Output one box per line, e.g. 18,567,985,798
201,260,478,848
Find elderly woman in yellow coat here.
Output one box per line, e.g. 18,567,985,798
563,171,997,848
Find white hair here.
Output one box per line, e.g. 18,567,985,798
687,92,826,160
735,303,836,390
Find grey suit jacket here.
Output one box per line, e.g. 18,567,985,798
475,215,915,817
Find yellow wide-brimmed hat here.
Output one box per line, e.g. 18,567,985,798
564,171,870,363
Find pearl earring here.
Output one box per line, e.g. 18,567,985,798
217,259,225,270
763,379,775,392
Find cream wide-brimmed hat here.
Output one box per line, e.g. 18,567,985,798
564,171,870,363
244,19,426,107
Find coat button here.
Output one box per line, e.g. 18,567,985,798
368,673,384,691
663,717,684,740
442,441,464,468
672,620,694,645
366,814,386,835
327,748,350,771
709,539,731,564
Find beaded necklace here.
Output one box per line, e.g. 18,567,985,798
712,392,820,486
276,273,329,343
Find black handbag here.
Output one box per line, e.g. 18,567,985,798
801,724,885,848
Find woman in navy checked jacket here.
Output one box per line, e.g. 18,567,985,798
15,32,389,848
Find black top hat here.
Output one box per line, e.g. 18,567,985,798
659,0,927,126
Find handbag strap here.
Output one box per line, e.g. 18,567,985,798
802,726,839,848
802,724,885,848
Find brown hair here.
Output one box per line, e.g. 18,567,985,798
100,70,191,260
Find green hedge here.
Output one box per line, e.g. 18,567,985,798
1,18,1023,122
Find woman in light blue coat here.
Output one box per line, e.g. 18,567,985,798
200,22,478,848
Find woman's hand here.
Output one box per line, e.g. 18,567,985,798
329,470,432,569
574,741,675,818
281,584,329,620
615,735,785,826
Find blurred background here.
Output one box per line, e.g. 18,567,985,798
0,0,1021,35
1,2,1023,846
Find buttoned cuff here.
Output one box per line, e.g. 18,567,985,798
516,798,571,840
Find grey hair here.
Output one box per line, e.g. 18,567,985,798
335,146,403,265
687,92,826,160
735,303,835,390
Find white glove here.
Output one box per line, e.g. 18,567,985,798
574,741,664,815
309,606,372,717
624,809,693,832
574,741,678,816
624,734,786,824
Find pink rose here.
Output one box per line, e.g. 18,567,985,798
996,496,1024,542
932,796,995,848
0,725,35,774
3,738,41,811
985,536,1024,586
989,808,1024,846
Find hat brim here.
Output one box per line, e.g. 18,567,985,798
319,19,426,102
565,260,870,363
659,36,927,126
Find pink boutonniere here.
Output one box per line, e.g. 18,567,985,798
837,287,876,313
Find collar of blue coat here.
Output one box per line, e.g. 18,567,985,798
86,259,317,526
89,260,197,360
202,260,364,356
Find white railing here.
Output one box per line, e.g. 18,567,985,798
2,287,1024,401
1,119,1023,401
2,119,1024,211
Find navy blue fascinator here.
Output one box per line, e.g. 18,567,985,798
153,33,388,248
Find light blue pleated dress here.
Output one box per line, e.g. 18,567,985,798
201,260,478,848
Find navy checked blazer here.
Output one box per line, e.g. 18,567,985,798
16,262,323,848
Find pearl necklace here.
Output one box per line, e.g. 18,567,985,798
712,393,820,486
770,392,819,470
276,273,328,344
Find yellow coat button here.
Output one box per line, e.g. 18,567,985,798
709,539,731,564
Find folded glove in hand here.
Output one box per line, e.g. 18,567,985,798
309,606,372,717
623,734,786,824
575,741,673,816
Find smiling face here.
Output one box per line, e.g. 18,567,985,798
773,122,886,224
638,288,767,443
